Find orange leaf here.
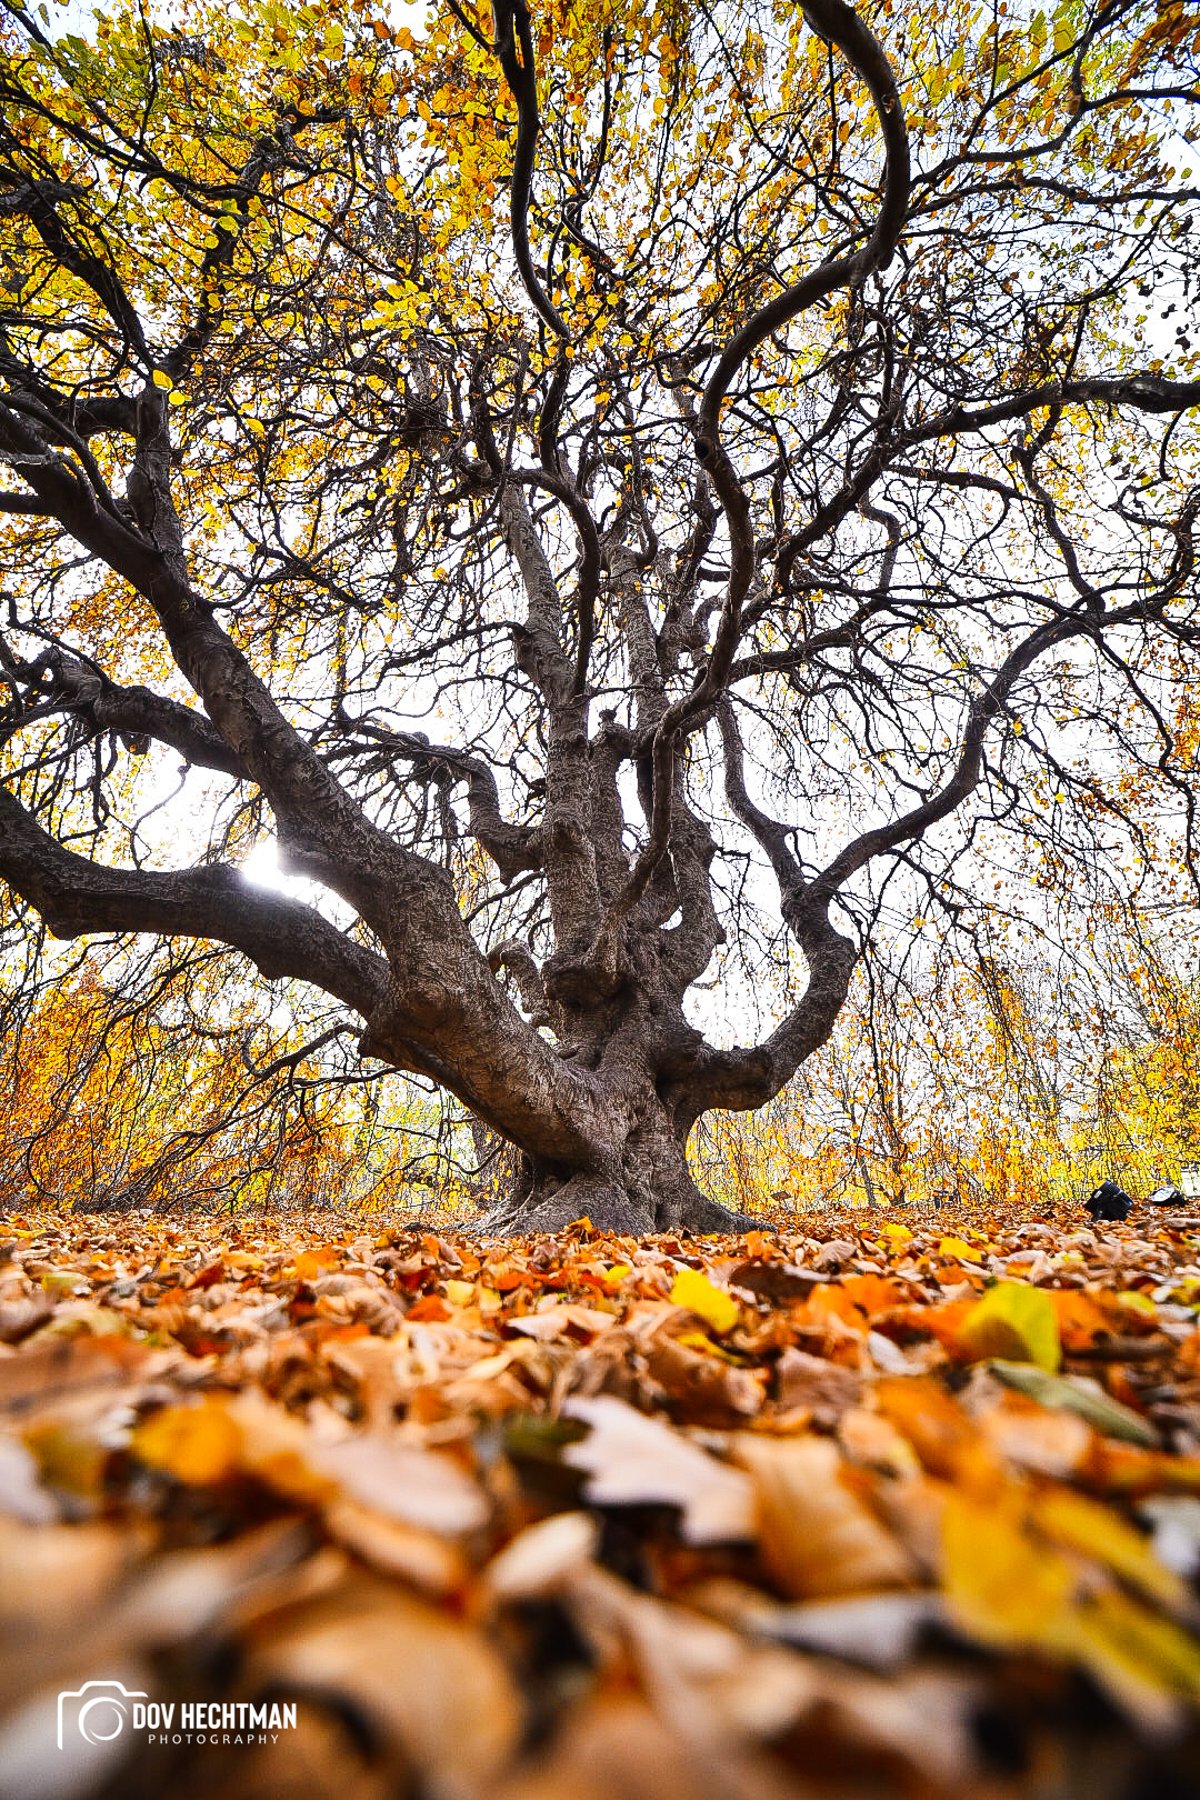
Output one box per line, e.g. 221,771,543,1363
407,1295,453,1323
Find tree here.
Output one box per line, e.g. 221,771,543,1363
0,0,1197,1232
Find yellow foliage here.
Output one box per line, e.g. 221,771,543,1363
957,1283,1062,1372
669,1267,740,1334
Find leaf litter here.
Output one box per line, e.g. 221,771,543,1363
2,1207,1200,1795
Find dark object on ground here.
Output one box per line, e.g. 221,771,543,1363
1085,1181,1133,1222
1148,1184,1186,1207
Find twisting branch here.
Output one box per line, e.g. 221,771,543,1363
4,647,249,777
339,717,542,880
590,0,910,976
695,0,910,458
487,938,549,1024
509,465,601,696
493,0,569,339
809,614,1091,905
0,782,389,1019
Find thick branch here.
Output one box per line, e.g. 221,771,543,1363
0,782,388,1019
10,649,248,777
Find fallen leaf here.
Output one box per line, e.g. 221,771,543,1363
1031,1485,1187,1609
484,1511,600,1601
132,1398,243,1485
242,1575,523,1787
563,1394,754,1543
773,1349,862,1426
734,1434,916,1598
941,1488,1078,1650
0,1434,57,1522
689,1578,943,1671
956,1282,1061,1371
727,1260,822,1303
990,1359,1158,1445
668,1268,739,1335
938,1236,984,1265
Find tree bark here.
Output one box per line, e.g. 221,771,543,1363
475,1082,755,1236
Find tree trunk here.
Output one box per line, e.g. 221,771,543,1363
475,1085,756,1236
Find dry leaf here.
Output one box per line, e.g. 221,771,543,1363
563,1395,755,1543
734,1434,916,1598
668,1268,739,1335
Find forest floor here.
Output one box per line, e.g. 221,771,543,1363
3,1202,1200,1799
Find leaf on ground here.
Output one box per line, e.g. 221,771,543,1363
943,1489,1200,1732
668,1267,739,1334
942,1488,1078,1650
773,1348,863,1426
1031,1485,1187,1608
484,1511,600,1601
563,1394,755,1543
734,1433,917,1598
132,1397,244,1485
990,1359,1158,1445
956,1282,1061,1370
242,1576,523,1788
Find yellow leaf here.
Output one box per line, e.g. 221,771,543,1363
880,1222,913,1245
939,1235,983,1264
151,369,172,390
1074,1588,1200,1727
444,1279,476,1308
675,1328,747,1365
602,1262,632,1288
133,1400,242,1485
1116,1290,1157,1320
168,390,186,407
945,1494,1200,1732
670,1266,739,1334
294,1247,338,1280
24,1419,108,1497
957,1282,1061,1371
943,1490,1076,1649
1032,1487,1186,1608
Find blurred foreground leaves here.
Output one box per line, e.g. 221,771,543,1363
4,1207,1200,1796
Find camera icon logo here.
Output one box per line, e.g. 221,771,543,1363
56,1680,148,1749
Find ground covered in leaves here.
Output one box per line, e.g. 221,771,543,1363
4,1207,1200,1798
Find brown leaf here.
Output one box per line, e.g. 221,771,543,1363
0,1334,158,1414
728,1260,823,1304
0,1291,53,1344
773,1348,863,1426
323,1501,468,1594
646,1330,765,1424
241,1575,522,1789
734,1434,917,1598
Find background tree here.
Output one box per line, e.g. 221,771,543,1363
0,0,1197,1231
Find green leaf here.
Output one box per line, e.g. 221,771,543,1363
990,1360,1158,1446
